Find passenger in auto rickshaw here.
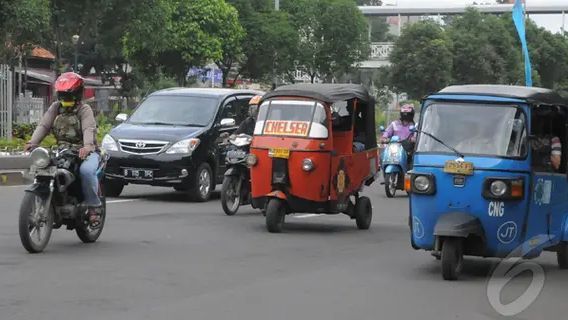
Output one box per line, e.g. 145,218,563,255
331,100,366,152
531,109,563,172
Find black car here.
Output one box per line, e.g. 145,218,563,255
101,88,263,201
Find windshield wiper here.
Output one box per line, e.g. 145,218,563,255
415,129,465,159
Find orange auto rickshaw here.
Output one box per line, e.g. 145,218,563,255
247,84,380,232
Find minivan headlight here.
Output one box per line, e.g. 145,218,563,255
101,134,118,152
166,138,200,154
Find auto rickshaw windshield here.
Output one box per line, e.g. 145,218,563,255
254,100,328,138
417,103,527,157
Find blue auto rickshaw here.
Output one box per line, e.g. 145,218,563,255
407,85,568,280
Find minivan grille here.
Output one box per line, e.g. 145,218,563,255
118,139,169,155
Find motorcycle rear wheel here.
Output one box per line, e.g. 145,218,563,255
19,192,54,253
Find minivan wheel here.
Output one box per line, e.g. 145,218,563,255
190,163,213,202
104,178,124,197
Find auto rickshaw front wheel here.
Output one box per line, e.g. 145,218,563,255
441,237,464,281
266,198,285,233
557,242,568,269
355,196,372,230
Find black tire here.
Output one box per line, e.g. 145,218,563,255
221,175,241,216
76,182,106,243
189,163,214,202
441,237,464,281
557,242,568,269
105,178,124,197
265,198,285,233
385,173,397,198
19,192,54,253
355,196,372,230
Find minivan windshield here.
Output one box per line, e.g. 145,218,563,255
128,95,218,126
417,103,527,158
254,100,328,138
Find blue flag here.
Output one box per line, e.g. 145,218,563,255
512,0,532,87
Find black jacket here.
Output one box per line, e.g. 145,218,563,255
235,117,256,135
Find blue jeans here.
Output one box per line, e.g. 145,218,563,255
80,152,102,207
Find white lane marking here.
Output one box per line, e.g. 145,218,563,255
107,199,139,204
293,214,322,219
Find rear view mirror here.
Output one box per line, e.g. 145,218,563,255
379,125,385,132
409,125,416,132
220,118,236,127
115,113,128,123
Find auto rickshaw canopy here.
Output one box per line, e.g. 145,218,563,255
262,83,377,149
434,85,568,107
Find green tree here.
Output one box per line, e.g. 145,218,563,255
448,8,523,85
284,0,370,83
123,0,244,86
227,0,298,85
0,0,50,64
389,20,453,99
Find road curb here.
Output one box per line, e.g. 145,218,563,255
0,156,32,186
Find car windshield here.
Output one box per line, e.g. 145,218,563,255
254,100,328,138
417,103,527,157
128,95,218,126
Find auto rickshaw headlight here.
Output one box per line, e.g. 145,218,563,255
302,158,315,172
414,175,430,192
410,173,436,195
490,180,508,197
246,154,257,167
483,178,524,200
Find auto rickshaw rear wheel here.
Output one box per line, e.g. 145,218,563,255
355,196,372,230
557,242,568,269
441,237,464,281
266,198,285,233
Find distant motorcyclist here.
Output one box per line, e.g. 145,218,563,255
24,72,102,228
381,104,416,144
235,95,262,136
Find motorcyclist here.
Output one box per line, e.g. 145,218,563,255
381,104,416,144
24,72,102,228
234,95,262,136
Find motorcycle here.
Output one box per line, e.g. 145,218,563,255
380,127,414,198
221,134,253,215
18,147,108,253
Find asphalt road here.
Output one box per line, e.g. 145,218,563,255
0,183,566,320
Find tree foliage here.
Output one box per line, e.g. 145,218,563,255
389,20,453,99
284,0,370,82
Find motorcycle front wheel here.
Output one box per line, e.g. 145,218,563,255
19,192,54,253
385,172,398,198
221,175,241,216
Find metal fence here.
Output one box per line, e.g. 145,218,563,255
15,93,46,124
0,64,13,139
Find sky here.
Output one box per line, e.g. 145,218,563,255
382,0,567,33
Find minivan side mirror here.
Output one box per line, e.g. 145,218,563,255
220,118,236,127
115,113,128,123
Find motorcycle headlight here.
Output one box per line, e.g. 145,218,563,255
166,138,200,154
231,135,252,147
101,134,118,152
30,147,50,168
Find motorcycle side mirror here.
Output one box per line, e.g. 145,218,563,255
220,118,236,127
409,125,417,132
115,113,128,123
379,125,385,132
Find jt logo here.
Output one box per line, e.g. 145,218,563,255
497,221,517,244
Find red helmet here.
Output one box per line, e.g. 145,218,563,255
54,72,84,103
